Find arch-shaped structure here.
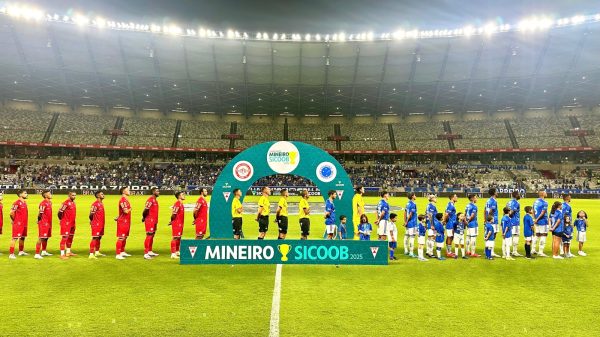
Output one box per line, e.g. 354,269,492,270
209,141,355,239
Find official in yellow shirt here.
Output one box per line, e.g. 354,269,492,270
299,189,311,240
256,186,271,239
353,186,365,238
275,189,289,239
231,188,243,239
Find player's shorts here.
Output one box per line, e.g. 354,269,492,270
436,242,444,248
277,216,288,234
12,223,27,239
417,236,426,245
195,221,207,237
503,237,513,246
427,229,435,237
232,217,242,236
492,224,499,233
446,229,454,237
467,227,478,237
258,215,269,233
326,224,337,234
377,220,390,236
60,223,75,237
561,235,571,244
171,223,183,237
299,218,310,236
116,223,130,238
512,226,520,236
454,233,465,245
524,236,533,242
388,230,398,242
536,225,548,234
405,227,416,237
38,223,52,238
485,241,495,249
145,220,157,233
577,231,586,242
91,224,105,237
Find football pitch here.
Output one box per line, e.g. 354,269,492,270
0,193,598,337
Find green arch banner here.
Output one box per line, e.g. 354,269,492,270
209,141,355,239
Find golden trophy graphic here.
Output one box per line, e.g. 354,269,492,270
289,151,297,165
278,244,292,262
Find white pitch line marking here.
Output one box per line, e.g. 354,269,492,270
269,264,283,337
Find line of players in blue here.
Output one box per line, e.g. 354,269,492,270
350,188,589,261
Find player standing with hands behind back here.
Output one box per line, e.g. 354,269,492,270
58,191,77,258
324,190,337,240
193,188,209,239
256,187,271,240
116,187,132,260
170,191,186,259
142,187,160,260
376,191,391,241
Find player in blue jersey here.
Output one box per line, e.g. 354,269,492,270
376,191,391,241
533,190,549,257
506,191,522,257
416,214,428,261
454,212,468,259
484,216,496,260
549,201,564,259
433,213,446,261
425,195,438,258
388,213,399,260
501,207,515,260
523,206,535,259
465,194,481,257
485,188,500,257
404,192,418,257
443,193,458,258
357,214,373,241
561,194,572,255
324,190,337,240
575,210,588,256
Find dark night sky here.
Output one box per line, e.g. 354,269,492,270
21,0,600,32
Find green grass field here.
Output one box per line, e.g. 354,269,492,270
0,194,598,336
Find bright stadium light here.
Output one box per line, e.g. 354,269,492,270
227,29,235,39
571,15,586,25
74,15,89,26
315,34,321,41
94,17,107,28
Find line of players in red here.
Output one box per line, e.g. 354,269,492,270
1,187,209,260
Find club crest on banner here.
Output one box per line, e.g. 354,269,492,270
189,246,198,258
223,191,231,202
370,247,379,258
316,162,337,183
233,161,254,182
336,190,344,199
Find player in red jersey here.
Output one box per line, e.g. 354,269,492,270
142,187,160,260
193,188,209,239
58,191,77,259
9,190,29,259
89,191,106,259
170,191,186,259
116,187,132,260
34,190,54,259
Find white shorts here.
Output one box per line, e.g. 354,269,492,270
377,220,390,236
388,230,398,242
485,241,495,249
524,236,532,242
578,231,586,243
446,229,454,237
418,236,426,245
493,224,499,233
536,225,548,234
454,234,465,245
427,229,435,236
512,226,520,236
326,225,337,234
467,227,478,237
503,237,513,246
436,242,444,248
405,227,416,236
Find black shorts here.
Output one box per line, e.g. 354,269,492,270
258,215,269,233
232,217,242,236
299,218,310,236
277,216,289,234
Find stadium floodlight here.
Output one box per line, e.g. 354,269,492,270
304,33,311,41
339,32,346,42
150,24,161,33
595,14,600,21
571,15,586,25
94,17,107,28
463,25,475,36
74,15,89,26
315,34,321,41
227,29,235,39
483,23,498,35
273,33,279,40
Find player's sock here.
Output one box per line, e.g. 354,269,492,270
35,242,41,254
122,239,127,252
532,236,538,252
513,236,519,253
9,245,15,255
403,235,409,254
171,239,177,253
436,248,441,258
144,235,151,254
465,237,471,254
42,240,48,251
67,235,74,249
485,247,490,258
96,239,101,252
461,247,465,257
539,236,546,253
90,239,96,254
470,238,477,254
454,246,459,256
116,240,123,255
409,237,415,254
176,238,181,252
19,241,24,252
446,244,451,254
418,247,423,259
525,243,531,257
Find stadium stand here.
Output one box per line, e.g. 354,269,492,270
451,120,513,149
510,117,581,148
178,120,230,148
117,118,176,147
288,124,336,150
0,109,51,143
392,122,449,150
340,123,392,150
50,113,116,145
235,123,284,148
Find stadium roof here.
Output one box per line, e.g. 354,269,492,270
1,11,600,117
